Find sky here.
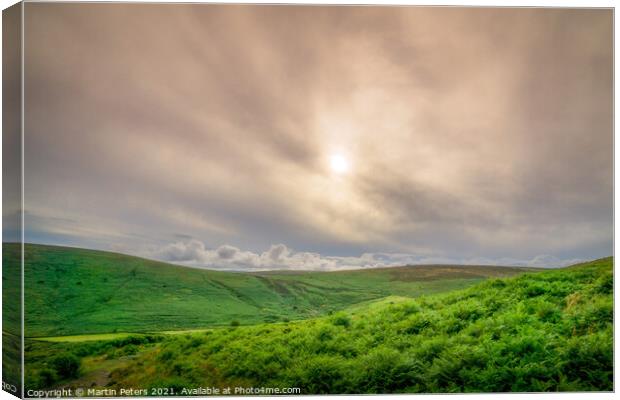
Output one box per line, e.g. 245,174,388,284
16,4,613,270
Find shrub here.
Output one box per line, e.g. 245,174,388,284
296,355,350,394
157,349,175,362
172,363,186,375
593,272,613,294
73,342,100,357
38,369,57,388
316,325,334,342
187,337,205,348
489,279,507,288
452,302,484,322
401,302,421,316
561,331,612,390
403,315,431,335
357,347,418,393
332,313,351,328
523,282,547,298
51,354,80,379
535,302,561,323
120,344,138,356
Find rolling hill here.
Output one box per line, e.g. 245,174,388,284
23,257,612,393
4,243,536,337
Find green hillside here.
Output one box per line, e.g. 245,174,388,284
24,257,612,393
5,243,533,337
2,243,22,393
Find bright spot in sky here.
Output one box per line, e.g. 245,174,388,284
330,154,350,174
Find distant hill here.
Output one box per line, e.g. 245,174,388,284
4,243,535,337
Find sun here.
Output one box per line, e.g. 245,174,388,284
329,154,350,174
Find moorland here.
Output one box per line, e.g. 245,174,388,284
1,244,612,393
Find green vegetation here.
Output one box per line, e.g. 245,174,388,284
23,257,612,393
5,243,532,337
2,331,21,394
25,334,164,390
3,243,22,336
3,243,22,393
51,354,81,379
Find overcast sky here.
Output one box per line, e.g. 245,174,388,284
19,4,612,270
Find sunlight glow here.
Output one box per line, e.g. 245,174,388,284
330,154,350,174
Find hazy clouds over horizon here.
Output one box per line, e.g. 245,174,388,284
18,4,612,270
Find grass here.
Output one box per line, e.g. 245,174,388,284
2,331,21,396
22,257,612,393
2,242,22,396
35,333,147,343
4,243,533,337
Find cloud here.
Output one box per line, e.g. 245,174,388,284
20,5,612,265
153,239,208,263
216,245,238,260
149,240,584,271
266,243,289,261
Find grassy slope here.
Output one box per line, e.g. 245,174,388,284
5,243,533,336
2,243,22,391
24,257,612,393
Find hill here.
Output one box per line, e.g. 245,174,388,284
24,257,612,393
4,243,534,337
